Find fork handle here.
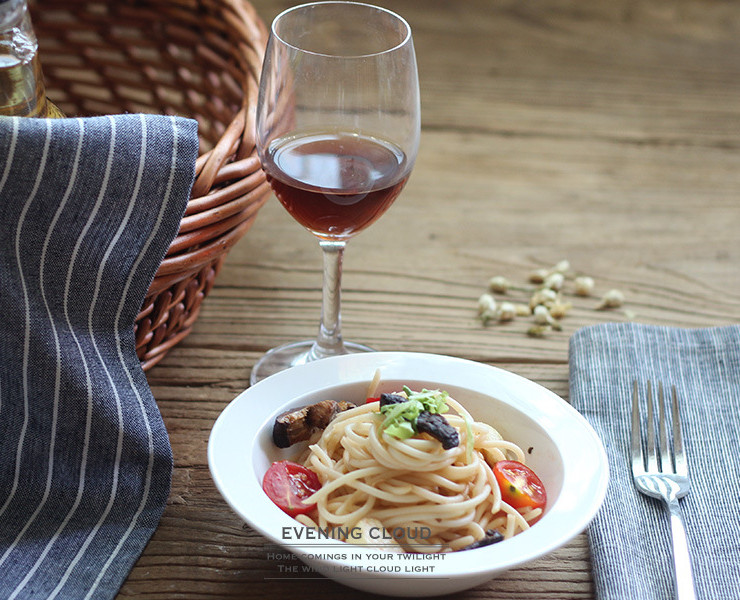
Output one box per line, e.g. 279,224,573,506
666,496,698,600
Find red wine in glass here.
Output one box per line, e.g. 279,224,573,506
262,132,410,240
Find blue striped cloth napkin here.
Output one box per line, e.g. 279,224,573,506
0,115,197,599
569,323,740,600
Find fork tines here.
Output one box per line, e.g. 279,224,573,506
631,381,688,478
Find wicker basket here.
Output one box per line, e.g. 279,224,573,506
31,0,272,370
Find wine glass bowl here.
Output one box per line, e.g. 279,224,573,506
252,1,420,384
262,132,411,241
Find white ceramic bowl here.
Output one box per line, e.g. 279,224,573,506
208,352,608,596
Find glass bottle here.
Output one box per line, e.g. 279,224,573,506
0,0,64,117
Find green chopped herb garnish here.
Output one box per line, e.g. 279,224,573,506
402,386,449,414
381,399,423,435
383,420,416,440
380,388,450,440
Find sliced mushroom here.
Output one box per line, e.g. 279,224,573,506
379,393,407,407
273,400,356,448
272,405,312,448
415,412,459,449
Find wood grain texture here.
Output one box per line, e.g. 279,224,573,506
119,0,740,597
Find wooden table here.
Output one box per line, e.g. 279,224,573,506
119,0,740,597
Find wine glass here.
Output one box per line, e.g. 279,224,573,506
251,1,420,385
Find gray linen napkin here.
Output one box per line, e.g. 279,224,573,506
569,322,740,600
0,115,197,599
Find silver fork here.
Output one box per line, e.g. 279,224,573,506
631,381,697,600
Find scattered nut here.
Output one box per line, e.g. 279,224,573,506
514,303,531,317
488,276,510,294
478,293,496,313
548,300,572,319
529,288,558,311
532,305,551,325
477,293,497,323
533,305,562,331
497,302,516,322
552,260,570,274
527,325,549,338
528,269,549,284
543,272,564,291
597,289,625,310
574,276,595,297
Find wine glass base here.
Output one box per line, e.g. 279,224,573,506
250,340,375,386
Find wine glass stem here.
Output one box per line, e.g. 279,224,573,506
311,239,347,360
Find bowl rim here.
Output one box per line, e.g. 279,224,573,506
208,351,609,579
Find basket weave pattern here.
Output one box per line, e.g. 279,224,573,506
32,0,271,370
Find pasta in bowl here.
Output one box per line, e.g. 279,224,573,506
208,352,608,596
269,388,548,552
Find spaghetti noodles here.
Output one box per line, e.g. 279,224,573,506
293,393,544,553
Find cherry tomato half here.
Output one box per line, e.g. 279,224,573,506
492,460,547,511
262,460,321,517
